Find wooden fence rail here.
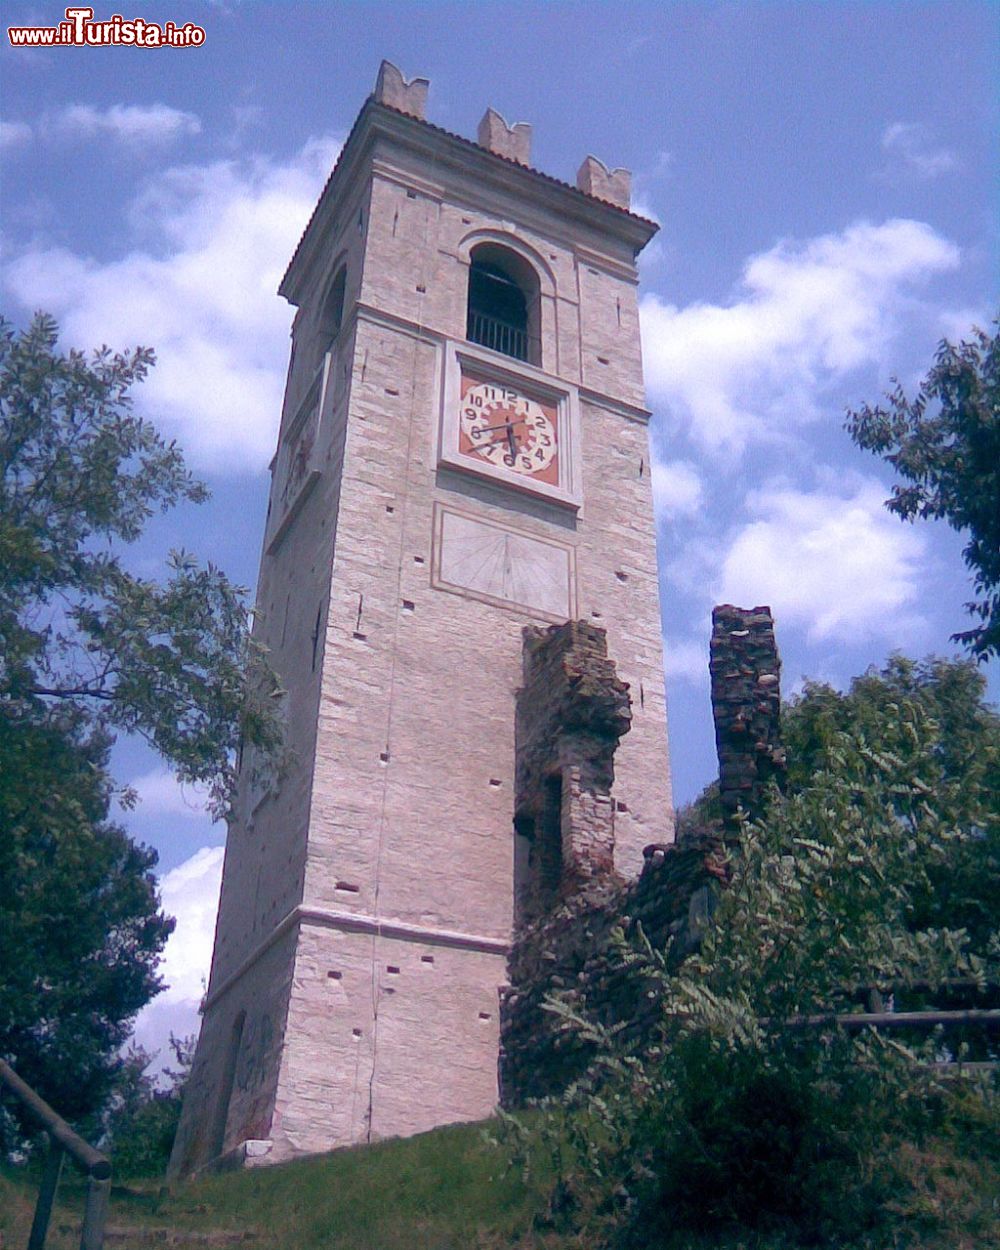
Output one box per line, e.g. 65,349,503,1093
0,1057,111,1250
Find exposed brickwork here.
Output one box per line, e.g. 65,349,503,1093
576,156,632,210
515,621,632,921
500,832,728,1104
373,59,428,120
709,604,785,836
500,604,786,1107
477,107,532,165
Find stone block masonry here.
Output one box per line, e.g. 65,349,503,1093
170,61,672,1175
500,832,729,1104
709,604,785,837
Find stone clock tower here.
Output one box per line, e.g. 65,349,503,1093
170,62,672,1175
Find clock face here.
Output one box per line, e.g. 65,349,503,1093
458,374,560,486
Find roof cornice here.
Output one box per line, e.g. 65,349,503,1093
280,99,659,306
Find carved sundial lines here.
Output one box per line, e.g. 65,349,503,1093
445,531,508,589
432,504,576,622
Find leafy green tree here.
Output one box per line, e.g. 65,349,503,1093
0,708,174,1140
784,655,1000,959
0,312,281,1139
102,1036,193,1178
845,321,1000,661
0,312,281,814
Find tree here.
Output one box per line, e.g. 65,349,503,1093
0,312,281,814
0,707,175,1140
845,321,1000,662
784,655,1000,960
0,313,281,1139
101,1035,194,1178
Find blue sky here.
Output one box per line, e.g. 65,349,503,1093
3,0,997,1059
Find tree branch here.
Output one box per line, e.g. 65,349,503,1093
25,685,115,701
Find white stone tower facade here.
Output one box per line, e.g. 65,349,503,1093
170,62,672,1175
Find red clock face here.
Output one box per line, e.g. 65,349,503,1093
458,374,559,486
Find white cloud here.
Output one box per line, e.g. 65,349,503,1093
880,122,959,182
48,102,202,145
4,135,341,470
640,219,960,454
129,765,210,820
663,636,709,685
155,846,224,1006
0,119,32,149
714,476,927,643
131,845,223,1060
629,194,662,225
651,458,704,518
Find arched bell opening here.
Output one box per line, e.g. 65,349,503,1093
466,243,541,365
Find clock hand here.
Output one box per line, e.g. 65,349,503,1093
472,419,527,434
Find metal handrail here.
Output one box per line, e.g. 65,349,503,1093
0,1058,111,1250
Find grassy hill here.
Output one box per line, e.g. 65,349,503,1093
2,1112,998,1250
1,1119,552,1250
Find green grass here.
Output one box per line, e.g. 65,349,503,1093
1,1119,563,1250
2,1113,997,1250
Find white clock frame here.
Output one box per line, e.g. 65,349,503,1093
438,339,582,511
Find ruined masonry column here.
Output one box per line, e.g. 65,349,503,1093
515,621,632,918
709,604,786,837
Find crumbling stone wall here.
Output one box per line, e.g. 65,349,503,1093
500,832,728,1103
500,606,783,1107
709,604,785,835
514,621,632,924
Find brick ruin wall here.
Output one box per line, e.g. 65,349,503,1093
709,604,786,837
499,607,783,1105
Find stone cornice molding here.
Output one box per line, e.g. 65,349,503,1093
203,903,510,1011
350,305,653,423
281,100,658,306
577,387,652,425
